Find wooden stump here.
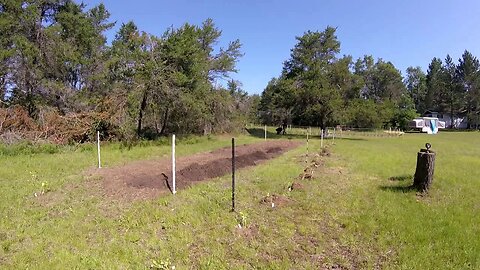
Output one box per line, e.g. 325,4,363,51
413,149,436,192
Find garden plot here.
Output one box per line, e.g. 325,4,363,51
95,140,301,200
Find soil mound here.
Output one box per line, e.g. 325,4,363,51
288,182,305,191
261,194,291,207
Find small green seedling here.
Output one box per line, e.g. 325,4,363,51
237,211,248,228
41,181,50,194
151,258,174,270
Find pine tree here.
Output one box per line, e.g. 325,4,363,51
457,50,480,128
405,66,427,113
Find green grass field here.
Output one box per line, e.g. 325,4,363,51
0,132,479,269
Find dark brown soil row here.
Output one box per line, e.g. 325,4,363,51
95,140,301,200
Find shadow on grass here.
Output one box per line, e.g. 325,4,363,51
379,185,416,193
380,174,421,193
335,137,367,141
388,174,412,181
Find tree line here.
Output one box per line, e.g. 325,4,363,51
406,52,480,128
2,2,479,144
258,27,480,130
0,1,255,143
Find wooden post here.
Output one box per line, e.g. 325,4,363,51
413,144,436,192
264,125,267,141
232,138,235,212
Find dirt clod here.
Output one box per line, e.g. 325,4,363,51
320,147,331,157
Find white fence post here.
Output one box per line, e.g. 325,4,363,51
264,125,267,141
306,129,309,163
172,134,176,194
97,131,101,169
321,129,324,148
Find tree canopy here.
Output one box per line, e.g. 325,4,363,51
258,27,416,130
1,2,480,144
0,1,257,143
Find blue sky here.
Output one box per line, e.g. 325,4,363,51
81,0,480,94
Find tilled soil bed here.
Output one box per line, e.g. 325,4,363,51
94,140,301,200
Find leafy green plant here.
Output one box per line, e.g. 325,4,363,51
41,181,50,194
237,211,248,228
151,258,174,270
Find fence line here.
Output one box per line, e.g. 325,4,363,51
248,124,404,138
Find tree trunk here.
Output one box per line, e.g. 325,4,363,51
413,149,436,192
152,107,159,134
450,103,454,129
137,90,148,136
0,81,5,107
160,107,169,135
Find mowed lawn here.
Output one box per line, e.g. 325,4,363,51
0,132,478,269
332,131,480,269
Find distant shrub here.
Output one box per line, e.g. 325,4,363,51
179,134,216,145
0,141,60,156
78,144,94,152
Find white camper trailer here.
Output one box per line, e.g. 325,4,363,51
409,117,446,134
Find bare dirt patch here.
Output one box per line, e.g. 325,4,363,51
260,194,291,207
234,224,260,240
288,182,305,191
92,140,301,201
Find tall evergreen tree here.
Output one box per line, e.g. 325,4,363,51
425,57,443,112
2,0,112,116
405,66,427,113
457,50,480,128
282,27,343,129
439,55,462,127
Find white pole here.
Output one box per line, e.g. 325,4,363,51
306,130,309,163
172,134,176,194
97,131,101,169
321,129,324,148
264,125,267,141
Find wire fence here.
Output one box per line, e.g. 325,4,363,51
246,124,404,139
